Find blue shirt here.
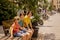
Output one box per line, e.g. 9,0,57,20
18,20,23,27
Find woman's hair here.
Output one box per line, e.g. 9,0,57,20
24,10,26,14
19,13,22,17
27,11,33,16
27,11,31,15
24,10,26,16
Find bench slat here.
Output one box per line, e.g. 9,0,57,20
5,37,22,40
0,35,22,40
0,36,6,40
6,38,12,40
1,35,10,40
6,37,19,40
17,37,22,40
13,37,20,40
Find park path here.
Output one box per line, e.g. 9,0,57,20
38,13,60,40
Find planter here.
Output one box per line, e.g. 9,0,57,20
32,28,39,38
32,21,39,38
32,21,38,29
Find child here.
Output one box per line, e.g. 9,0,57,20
18,13,31,40
9,18,26,40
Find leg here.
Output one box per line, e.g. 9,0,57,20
9,27,13,39
17,32,27,40
22,35,26,40
27,29,34,40
26,32,31,40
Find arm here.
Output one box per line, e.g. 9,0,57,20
10,27,13,38
30,22,33,29
9,23,14,38
26,23,30,29
30,22,34,32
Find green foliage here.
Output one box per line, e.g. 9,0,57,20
18,0,39,10
39,0,49,10
43,0,49,9
48,2,55,11
34,13,40,20
48,4,53,11
31,13,40,23
17,0,40,22
0,0,41,25
0,0,17,22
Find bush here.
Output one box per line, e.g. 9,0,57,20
0,0,17,25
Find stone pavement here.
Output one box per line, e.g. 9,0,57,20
38,13,60,40
0,26,22,40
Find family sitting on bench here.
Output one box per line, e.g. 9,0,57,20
9,11,34,40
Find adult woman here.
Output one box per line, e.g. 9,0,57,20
23,11,34,40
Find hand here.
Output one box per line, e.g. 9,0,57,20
20,27,23,30
31,28,34,32
31,28,33,30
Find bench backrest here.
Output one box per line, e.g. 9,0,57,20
2,19,13,29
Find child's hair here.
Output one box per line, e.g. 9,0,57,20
13,17,19,22
13,18,17,22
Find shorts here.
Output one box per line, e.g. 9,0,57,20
21,28,27,33
21,28,30,35
13,31,26,37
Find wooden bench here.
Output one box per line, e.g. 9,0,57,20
1,20,37,40
2,20,22,40
2,20,13,36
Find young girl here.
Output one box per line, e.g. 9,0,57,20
9,18,27,40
